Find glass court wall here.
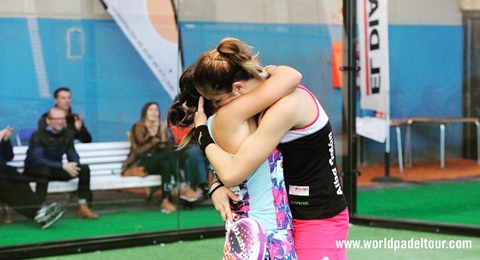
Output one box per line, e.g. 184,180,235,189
0,0,478,256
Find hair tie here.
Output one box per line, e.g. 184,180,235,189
208,183,224,198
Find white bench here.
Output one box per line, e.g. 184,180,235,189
7,141,162,193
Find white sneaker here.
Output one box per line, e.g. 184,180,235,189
40,207,64,229
34,203,53,223
35,203,64,229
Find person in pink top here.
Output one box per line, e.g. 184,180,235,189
192,37,349,259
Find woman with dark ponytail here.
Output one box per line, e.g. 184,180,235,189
167,66,214,197
168,60,302,259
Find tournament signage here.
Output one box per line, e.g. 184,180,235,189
356,0,390,143
103,0,182,100
357,0,390,114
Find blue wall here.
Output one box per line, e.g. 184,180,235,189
180,22,344,137
0,18,172,142
366,25,464,161
0,18,464,163
180,22,465,163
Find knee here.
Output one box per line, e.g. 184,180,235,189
79,165,91,176
26,167,52,177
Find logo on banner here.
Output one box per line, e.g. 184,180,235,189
365,1,381,95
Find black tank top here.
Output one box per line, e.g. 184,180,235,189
278,122,348,220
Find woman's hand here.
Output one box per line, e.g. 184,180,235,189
211,185,239,222
194,96,208,127
264,64,276,74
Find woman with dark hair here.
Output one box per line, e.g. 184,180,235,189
123,102,199,214
168,64,301,259
167,65,217,149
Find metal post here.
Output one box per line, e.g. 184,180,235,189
384,114,391,177
396,126,404,173
440,124,445,168
405,123,412,167
476,121,480,166
342,0,358,216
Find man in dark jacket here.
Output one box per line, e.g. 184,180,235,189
0,125,64,229
38,87,92,143
25,107,98,219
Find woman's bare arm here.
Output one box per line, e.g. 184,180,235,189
202,92,300,186
219,65,301,122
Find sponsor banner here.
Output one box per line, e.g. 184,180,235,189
357,0,390,113
104,0,182,100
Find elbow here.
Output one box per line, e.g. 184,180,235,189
223,179,241,187
294,71,303,85
220,175,243,187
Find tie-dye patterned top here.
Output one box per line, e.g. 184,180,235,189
207,115,293,231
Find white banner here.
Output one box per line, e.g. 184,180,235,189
357,0,390,114
356,116,387,143
104,0,182,100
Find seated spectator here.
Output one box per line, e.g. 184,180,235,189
38,87,92,143
0,125,64,229
122,102,200,214
24,107,98,219
168,110,211,199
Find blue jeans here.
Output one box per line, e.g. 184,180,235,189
179,145,209,188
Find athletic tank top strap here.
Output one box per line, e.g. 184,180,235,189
291,85,320,130
279,85,329,144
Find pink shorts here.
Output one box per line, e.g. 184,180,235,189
293,208,349,260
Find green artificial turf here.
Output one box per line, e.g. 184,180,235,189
0,206,223,246
38,225,480,260
358,181,480,225
2,181,479,260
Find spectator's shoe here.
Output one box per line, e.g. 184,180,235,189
77,203,99,219
34,202,56,223
161,198,177,214
34,203,65,229
179,184,201,202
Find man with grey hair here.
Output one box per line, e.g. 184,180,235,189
25,107,98,219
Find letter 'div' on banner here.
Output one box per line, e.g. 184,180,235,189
357,0,390,114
